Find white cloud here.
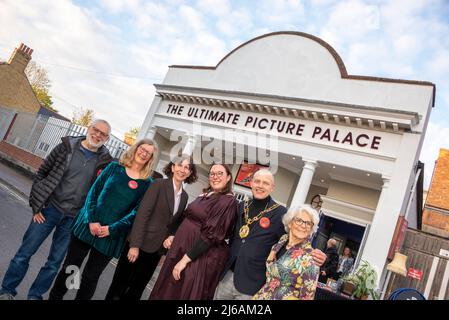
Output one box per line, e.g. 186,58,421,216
216,8,253,37
310,0,338,6
380,0,428,38
179,5,206,32
196,0,231,16
167,31,227,65
320,0,380,47
393,34,419,57
98,0,142,14
427,49,449,76
344,40,416,77
256,0,305,26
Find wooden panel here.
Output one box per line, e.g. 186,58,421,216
403,229,449,257
386,229,449,300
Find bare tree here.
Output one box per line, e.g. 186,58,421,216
25,61,57,112
25,61,51,90
72,107,95,126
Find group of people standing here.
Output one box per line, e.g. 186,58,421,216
0,118,329,301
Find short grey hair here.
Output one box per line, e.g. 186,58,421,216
89,119,111,134
252,168,274,185
328,238,337,247
282,204,320,234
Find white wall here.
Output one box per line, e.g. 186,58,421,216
304,184,328,206
164,33,433,117
327,180,380,209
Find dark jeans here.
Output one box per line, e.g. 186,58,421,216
0,205,73,299
105,241,160,300
49,236,111,300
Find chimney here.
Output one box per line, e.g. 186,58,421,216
7,43,33,73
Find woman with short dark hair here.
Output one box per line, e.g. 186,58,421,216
150,163,238,300
105,154,197,300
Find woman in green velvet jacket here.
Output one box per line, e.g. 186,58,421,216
49,139,157,300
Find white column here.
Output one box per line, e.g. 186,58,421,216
359,132,422,291
145,127,157,140
138,95,161,140
360,176,390,287
182,135,198,155
290,158,318,206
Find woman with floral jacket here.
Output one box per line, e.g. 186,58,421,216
253,205,320,300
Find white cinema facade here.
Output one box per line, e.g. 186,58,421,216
139,32,435,289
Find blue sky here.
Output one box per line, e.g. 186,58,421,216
1,0,449,188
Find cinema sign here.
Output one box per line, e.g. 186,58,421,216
160,101,401,157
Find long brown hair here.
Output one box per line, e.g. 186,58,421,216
202,163,233,195
119,139,158,179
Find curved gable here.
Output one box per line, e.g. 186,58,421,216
164,31,434,114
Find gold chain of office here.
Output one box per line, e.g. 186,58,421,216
239,200,280,239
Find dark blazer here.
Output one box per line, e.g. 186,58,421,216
128,178,188,254
221,197,287,295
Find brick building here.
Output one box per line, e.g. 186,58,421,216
0,43,40,113
422,148,449,237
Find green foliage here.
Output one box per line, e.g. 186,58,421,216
32,86,57,112
129,127,140,137
342,260,380,300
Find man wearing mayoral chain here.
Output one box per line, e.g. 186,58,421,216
215,169,327,299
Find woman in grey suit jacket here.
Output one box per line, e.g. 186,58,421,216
105,154,198,300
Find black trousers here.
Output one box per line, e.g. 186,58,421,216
49,236,111,300
105,241,161,300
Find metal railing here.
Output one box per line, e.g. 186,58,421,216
0,106,128,159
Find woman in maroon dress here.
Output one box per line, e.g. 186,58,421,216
149,163,238,300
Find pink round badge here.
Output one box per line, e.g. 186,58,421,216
260,217,271,229
128,180,138,189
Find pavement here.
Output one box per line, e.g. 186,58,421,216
0,160,159,300
0,160,32,198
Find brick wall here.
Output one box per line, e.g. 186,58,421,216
0,140,42,172
0,65,40,114
422,209,449,238
422,148,449,237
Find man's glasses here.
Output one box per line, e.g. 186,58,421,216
90,126,109,139
293,217,314,229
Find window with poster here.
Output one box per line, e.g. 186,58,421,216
234,162,269,188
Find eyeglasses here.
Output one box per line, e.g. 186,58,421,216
90,126,109,139
209,171,225,178
293,217,314,229
174,163,191,172
137,145,153,158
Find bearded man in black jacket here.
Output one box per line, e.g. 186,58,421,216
0,119,112,300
